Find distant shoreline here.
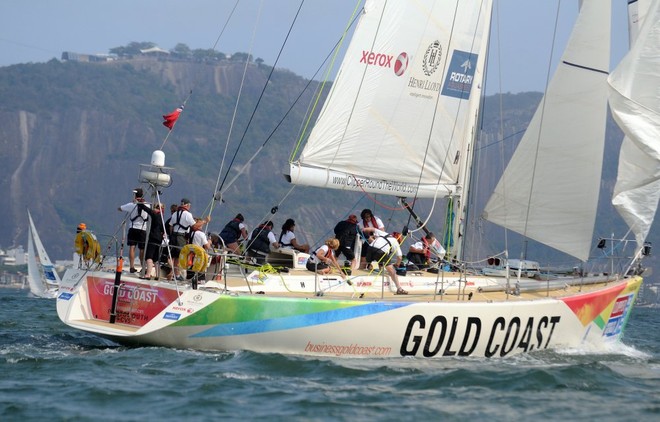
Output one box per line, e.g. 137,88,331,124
0,284,25,289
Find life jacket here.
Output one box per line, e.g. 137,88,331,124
249,226,271,254
373,235,399,257
129,200,149,227
172,208,191,234
186,228,198,245
311,245,332,263
422,236,432,261
219,219,242,242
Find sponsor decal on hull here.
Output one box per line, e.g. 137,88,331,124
86,277,179,327
603,294,634,338
400,315,561,358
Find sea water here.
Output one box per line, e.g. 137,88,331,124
1,288,658,421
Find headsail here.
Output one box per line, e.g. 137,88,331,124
26,222,47,297
289,0,492,199
482,0,611,261
608,0,660,250
27,210,60,298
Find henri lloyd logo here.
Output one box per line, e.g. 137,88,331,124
441,49,479,99
423,40,442,76
408,40,443,94
360,50,410,77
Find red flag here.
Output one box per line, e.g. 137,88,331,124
162,105,184,130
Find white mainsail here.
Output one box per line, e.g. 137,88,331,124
27,210,60,298
482,0,611,262
608,0,660,250
289,0,492,199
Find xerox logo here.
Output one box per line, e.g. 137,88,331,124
360,50,410,76
360,50,393,67
394,52,409,76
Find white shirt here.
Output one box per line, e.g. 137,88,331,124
410,240,425,252
309,245,333,264
191,230,209,248
172,209,195,234
279,230,296,249
120,201,150,231
368,228,402,258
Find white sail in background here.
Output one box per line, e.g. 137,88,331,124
289,0,492,198
482,0,611,261
26,223,47,297
609,0,660,250
27,210,60,298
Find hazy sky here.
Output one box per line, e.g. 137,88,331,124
1,0,629,94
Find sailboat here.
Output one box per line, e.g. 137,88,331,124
56,0,656,358
27,210,61,299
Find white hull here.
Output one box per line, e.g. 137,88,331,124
56,267,641,358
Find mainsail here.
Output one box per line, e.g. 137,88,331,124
289,0,492,199
482,0,611,261
608,0,660,250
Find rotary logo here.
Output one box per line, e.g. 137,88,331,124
423,41,442,76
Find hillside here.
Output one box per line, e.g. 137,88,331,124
0,57,655,274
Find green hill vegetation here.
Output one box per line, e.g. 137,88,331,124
0,45,654,275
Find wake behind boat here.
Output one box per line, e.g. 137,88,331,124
56,0,658,358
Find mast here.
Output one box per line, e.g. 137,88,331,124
447,2,493,263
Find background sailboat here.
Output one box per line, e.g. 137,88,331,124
27,210,60,299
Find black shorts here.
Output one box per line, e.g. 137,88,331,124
337,244,355,261
127,228,146,247
362,242,377,261
306,260,328,272
407,252,426,266
145,242,162,262
372,249,395,265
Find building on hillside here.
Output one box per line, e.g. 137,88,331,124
140,46,170,57
1,246,26,266
61,51,117,62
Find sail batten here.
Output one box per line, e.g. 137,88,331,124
482,0,611,262
290,0,492,199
